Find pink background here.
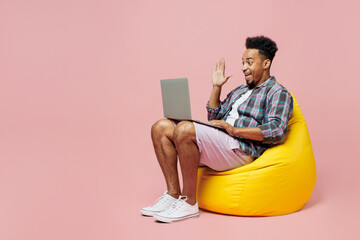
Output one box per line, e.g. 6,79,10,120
1,0,359,239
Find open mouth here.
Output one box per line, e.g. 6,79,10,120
244,72,252,80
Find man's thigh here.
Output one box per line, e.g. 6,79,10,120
172,120,253,171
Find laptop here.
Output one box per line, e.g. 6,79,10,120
160,78,225,131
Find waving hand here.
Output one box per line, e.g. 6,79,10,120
212,58,232,87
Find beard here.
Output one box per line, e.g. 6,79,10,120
246,80,255,89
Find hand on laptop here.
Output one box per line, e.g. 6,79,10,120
213,58,232,87
209,120,235,136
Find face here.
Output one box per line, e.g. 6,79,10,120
242,49,270,89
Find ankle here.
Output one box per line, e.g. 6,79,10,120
167,191,180,199
184,197,197,205
179,192,197,205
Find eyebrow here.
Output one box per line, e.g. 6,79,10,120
242,57,254,61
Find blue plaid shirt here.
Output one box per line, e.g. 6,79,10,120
207,76,293,158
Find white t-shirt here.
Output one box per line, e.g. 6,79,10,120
225,89,253,126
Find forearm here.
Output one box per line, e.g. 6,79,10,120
208,86,222,109
233,127,264,141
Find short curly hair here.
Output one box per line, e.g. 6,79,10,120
246,36,278,63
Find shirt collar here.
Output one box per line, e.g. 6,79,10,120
241,76,276,91
254,76,276,89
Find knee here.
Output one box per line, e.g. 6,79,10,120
151,119,174,139
174,121,195,144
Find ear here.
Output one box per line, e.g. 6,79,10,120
263,59,271,70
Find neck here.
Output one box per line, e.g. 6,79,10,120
254,71,271,88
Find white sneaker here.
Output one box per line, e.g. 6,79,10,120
153,196,199,223
141,191,177,216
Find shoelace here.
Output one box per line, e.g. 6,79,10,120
163,196,187,214
153,192,169,205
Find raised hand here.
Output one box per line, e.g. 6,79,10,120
212,58,232,87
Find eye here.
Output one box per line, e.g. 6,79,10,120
248,61,253,65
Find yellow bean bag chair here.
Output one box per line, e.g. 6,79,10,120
196,94,316,216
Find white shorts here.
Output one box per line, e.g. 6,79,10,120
174,121,254,171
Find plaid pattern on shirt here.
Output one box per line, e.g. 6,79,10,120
206,76,293,158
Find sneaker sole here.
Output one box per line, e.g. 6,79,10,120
153,212,199,223
140,209,161,217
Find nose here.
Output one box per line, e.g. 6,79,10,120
242,64,247,72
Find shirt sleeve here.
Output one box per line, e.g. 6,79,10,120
258,89,293,144
206,89,235,121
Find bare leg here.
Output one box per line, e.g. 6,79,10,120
173,121,200,205
151,119,181,198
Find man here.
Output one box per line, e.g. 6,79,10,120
141,36,293,223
